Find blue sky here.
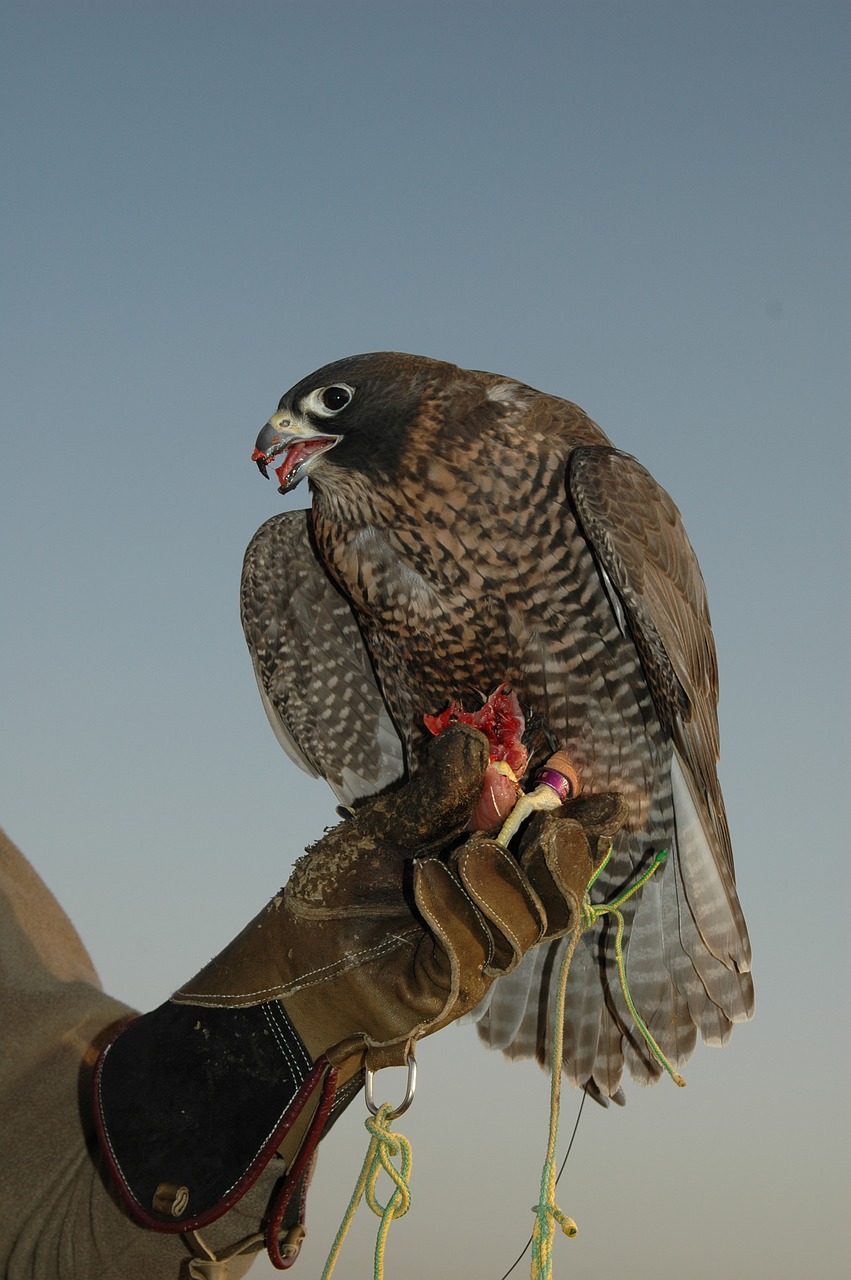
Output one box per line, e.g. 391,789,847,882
1,3,848,1276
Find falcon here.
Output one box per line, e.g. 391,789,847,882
241,352,753,1103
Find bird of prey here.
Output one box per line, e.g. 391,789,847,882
241,352,753,1103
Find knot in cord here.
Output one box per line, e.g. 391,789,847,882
321,1101,413,1280
363,1106,413,1221
183,1227,265,1278
530,1153,578,1278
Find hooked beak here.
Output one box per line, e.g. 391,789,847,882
251,411,341,494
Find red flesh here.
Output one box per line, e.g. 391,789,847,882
274,439,335,491
424,684,529,830
252,439,338,492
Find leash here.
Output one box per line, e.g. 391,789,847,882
529,844,683,1279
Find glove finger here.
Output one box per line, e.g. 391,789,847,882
354,725,489,851
452,836,546,976
412,856,495,1013
560,794,630,859
519,814,596,939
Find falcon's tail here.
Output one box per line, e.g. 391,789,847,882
471,749,753,1100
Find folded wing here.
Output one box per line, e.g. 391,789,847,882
240,511,405,805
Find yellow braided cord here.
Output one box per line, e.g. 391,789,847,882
530,926,581,1279
320,1102,412,1280
530,846,683,1279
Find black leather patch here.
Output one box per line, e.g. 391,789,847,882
94,1000,323,1230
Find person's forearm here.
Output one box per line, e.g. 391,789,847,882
0,828,270,1279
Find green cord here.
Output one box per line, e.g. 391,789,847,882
582,849,685,1088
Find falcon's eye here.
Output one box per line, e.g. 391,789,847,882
302,384,355,419
322,385,352,411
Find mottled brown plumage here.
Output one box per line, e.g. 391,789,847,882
242,352,753,1101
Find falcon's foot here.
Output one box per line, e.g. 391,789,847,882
495,752,582,848
495,783,564,847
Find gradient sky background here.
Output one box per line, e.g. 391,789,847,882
1,3,848,1277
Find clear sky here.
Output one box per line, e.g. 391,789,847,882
1,3,848,1277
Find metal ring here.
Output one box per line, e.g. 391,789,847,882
364,1054,418,1120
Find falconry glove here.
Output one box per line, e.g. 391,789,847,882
94,725,624,1268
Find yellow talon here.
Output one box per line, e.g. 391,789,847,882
495,783,565,847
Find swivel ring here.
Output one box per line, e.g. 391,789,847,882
364,1054,418,1120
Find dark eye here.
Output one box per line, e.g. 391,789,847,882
321,385,352,411
302,384,355,419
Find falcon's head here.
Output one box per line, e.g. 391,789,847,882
252,352,501,494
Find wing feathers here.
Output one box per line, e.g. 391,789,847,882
240,511,405,806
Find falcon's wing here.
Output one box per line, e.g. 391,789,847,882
240,511,405,806
568,446,752,970
476,446,752,1100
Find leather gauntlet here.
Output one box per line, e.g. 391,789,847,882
174,726,548,1078
94,726,626,1268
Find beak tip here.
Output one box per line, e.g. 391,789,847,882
251,442,273,479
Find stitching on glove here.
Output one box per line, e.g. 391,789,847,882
262,1003,312,1078
455,851,512,962
268,1002,312,1072
459,845,527,956
175,931,420,1004
420,857,494,969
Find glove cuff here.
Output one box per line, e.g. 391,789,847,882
94,1000,338,1264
